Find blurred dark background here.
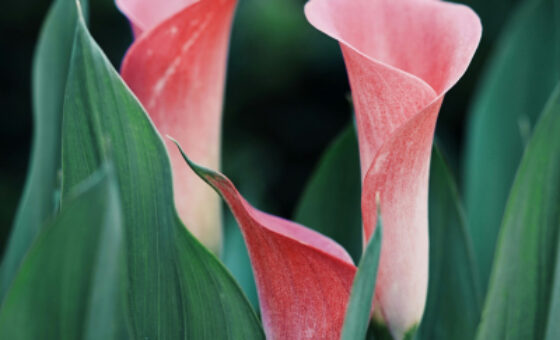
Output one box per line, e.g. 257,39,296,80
0,0,519,251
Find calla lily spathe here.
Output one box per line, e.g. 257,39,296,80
305,0,481,337
132,0,481,338
117,0,237,253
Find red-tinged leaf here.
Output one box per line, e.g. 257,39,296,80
304,0,481,337
172,140,357,340
118,0,236,252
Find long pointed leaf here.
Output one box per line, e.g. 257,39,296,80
0,0,88,300
61,7,263,339
463,0,560,293
476,84,560,340
340,216,382,340
0,166,125,339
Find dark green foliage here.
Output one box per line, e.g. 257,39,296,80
476,84,560,340
463,0,560,294
0,167,126,339
294,124,362,261
0,0,88,301
417,148,482,340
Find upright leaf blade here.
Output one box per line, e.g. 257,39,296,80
0,0,88,300
294,124,362,261
340,216,382,340
61,10,263,339
463,0,560,293
417,147,481,340
476,84,560,340
546,247,560,340
0,167,126,340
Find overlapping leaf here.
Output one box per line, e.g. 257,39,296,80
0,0,88,300
476,84,560,340
0,167,126,340
60,8,263,339
463,0,560,292
341,218,382,340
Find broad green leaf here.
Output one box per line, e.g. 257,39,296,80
0,0,88,300
341,216,382,340
417,147,481,340
294,124,362,261
463,0,560,293
476,84,560,340
60,9,264,339
0,166,126,339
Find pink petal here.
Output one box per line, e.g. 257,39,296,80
187,160,356,339
305,0,481,337
120,0,237,252
116,0,199,37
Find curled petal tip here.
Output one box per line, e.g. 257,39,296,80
305,0,481,337
174,141,357,339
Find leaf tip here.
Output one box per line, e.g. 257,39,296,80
167,135,220,184
375,191,382,238
75,0,86,25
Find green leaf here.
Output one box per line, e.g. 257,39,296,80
60,8,264,339
0,166,126,339
463,0,560,293
0,0,88,300
223,213,259,309
417,147,481,340
294,124,362,261
340,214,382,340
476,84,560,340
546,249,560,340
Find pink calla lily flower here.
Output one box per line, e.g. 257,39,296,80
117,0,237,253
305,0,481,336
179,1,480,339
180,155,357,340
